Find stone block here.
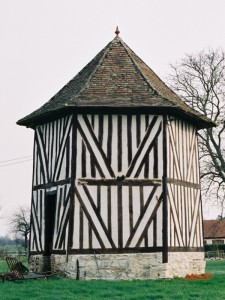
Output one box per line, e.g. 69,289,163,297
29,251,205,280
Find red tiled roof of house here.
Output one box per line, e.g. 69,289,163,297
203,220,225,239
17,34,215,129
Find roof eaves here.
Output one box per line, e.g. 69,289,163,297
120,40,214,125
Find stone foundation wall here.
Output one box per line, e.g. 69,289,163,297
29,255,51,273
29,251,205,280
167,252,205,278
53,253,164,280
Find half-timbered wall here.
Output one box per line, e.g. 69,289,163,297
29,112,204,258
166,117,203,249
30,115,73,253
30,184,71,252
72,114,164,253
33,115,73,186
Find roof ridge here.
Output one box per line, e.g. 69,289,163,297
122,40,214,122
67,40,115,104
119,39,159,96
120,39,182,107
17,35,215,129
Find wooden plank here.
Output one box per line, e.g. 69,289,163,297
77,115,114,178
186,127,197,182
68,119,76,251
129,186,133,234
153,139,158,178
126,116,161,178
33,178,71,190
77,123,105,178
118,185,123,248
122,186,129,248
136,114,141,147
118,115,122,172
162,116,168,262
111,186,118,247
77,179,162,186
167,122,182,180
35,128,50,183
167,178,200,189
122,115,128,172
68,247,164,255
75,186,116,248
81,141,86,178
54,185,71,249
31,194,43,251
127,115,132,165
167,184,184,247
79,207,83,249
125,186,159,247
107,186,112,236
135,199,162,248
107,115,112,166
188,189,201,247
90,115,96,177
74,187,106,249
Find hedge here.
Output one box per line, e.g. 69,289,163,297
204,244,225,252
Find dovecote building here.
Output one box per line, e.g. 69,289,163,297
17,30,214,279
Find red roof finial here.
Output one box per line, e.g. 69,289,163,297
115,26,120,37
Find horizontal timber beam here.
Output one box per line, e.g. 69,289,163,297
29,250,66,255
168,247,204,252
68,247,163,255
33,178,71,191
167,178,200,189
77,178,162,186
29,247,203,256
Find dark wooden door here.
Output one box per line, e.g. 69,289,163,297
45,193,57,256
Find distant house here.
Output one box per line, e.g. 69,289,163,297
203,220,225,245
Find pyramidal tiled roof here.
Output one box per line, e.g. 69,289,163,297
17,34,215,129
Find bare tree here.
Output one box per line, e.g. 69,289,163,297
168,49,225,212
9,206,30,250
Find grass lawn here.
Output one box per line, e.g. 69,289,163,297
0,259,225,299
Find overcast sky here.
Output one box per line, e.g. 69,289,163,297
1,0,225,235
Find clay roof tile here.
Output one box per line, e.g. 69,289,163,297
17,36,215,129
203,220,225,239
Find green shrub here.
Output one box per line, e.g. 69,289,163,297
204,244,225,252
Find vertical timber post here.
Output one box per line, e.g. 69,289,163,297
66,114,77,261
197,130,204,249
162,115,168,263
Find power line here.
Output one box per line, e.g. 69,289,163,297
0,159,33,168
0,155,32,164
